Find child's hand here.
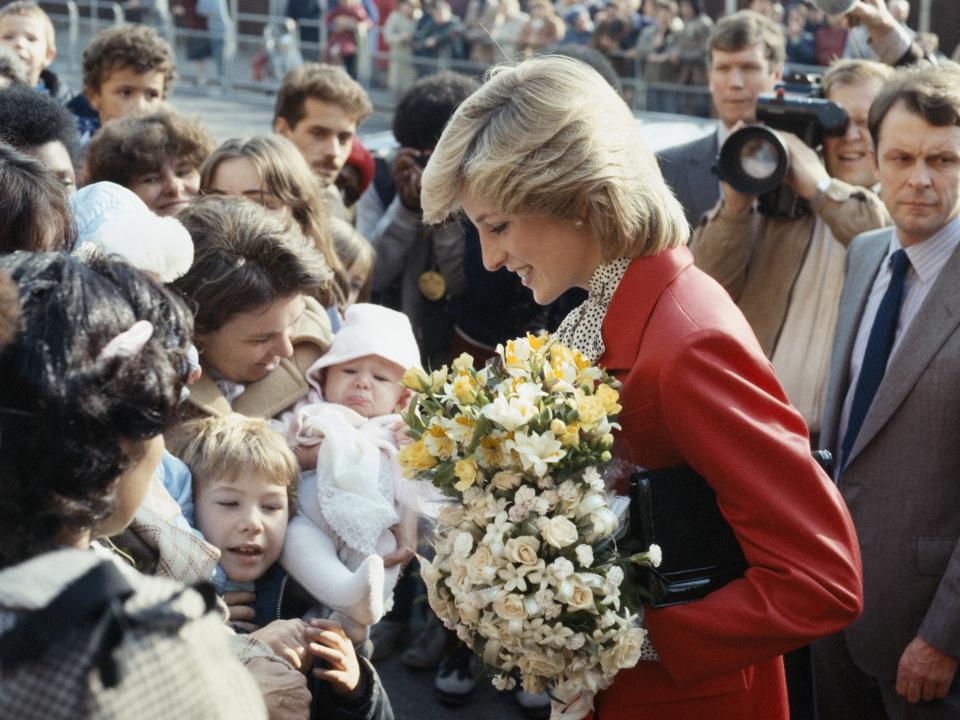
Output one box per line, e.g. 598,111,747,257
224,590,259,633
305,618,364,697
389,419,412,447
252,618,309,670
294,443,320,470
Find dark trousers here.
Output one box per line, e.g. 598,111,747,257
814,632,960,720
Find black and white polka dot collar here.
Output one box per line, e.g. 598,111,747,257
555,257,632,362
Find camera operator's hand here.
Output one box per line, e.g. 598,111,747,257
779,131,830,201
720,182,755,215
845,0,897,37
393,147,427,212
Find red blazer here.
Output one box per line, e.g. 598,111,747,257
593,247,862,719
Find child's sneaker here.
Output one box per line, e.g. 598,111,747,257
433,645,478,706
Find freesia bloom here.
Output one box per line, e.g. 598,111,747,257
482,394,538,432
508,430,565,477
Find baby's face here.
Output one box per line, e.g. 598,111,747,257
195,472,289,583
323,355,405,417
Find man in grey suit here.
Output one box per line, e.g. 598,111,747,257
816,61,960,719
657,10,783,229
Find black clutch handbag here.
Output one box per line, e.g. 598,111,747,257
623,451,833,608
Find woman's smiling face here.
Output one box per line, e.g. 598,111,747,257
460,195,601,305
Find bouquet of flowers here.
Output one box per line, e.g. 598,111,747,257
398,333,661,707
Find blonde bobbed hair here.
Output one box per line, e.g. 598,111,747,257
420,55,689,258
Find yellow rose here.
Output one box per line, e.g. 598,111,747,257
401,366,429,391
576,393,606,431
398,439,438,476
454,458,479,491
560,422,581,447
452,373,478,405
452,352,475,373
595,384,622,416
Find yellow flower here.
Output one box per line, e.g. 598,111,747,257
477,434,504,468
401,366,429,391
452,373,478,405
452,352,475,373
398,439,438,476
576,393,606,431
424,422,456,459
454,458,479,492
526,332,547,351
595,384,622,415
428,366,450,392
560,421,581,447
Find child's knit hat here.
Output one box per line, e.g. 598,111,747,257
315,303,421,373
70,182,193,283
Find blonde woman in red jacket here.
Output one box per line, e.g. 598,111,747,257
419,54,863,720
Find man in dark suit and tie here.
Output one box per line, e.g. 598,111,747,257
817,61,960,719
657,10,783,229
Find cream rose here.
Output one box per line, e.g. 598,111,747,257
541,515,579,548
567,579,596,612
493,593,527,622
504,536,541,566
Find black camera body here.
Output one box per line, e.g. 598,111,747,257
717,73,848,219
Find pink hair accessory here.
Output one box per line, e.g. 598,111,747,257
98,320,154,362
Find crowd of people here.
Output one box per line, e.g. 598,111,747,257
0,0,959,718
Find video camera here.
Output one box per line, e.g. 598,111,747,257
716,72,848,219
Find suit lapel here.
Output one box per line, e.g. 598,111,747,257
848,242,960,464
821,232,888,453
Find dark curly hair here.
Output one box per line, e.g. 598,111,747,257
0,85,81,167
0,252,193,568
173,196,335,334
0,141,75,253
81,24,176,95
392,71,479,151
84,110,214,187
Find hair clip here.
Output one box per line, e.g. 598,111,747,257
98,320,154,362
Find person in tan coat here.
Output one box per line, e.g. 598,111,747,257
171,196,335,424
691,59,893,441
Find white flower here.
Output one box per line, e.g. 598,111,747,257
482,394,538,431
491,674,516,691
491,470,523,491
507,430,566,477
508,503,530,522
548,556,575,581
452,531,474,558
582,466,605,491
514,485,536,505
605,565,624,589
531,495,552,515
540,515,579,549
575,544,594,568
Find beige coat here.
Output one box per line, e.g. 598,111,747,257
690,179,890,357
184,296,332,421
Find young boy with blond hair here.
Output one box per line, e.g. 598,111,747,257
170,414,393,715
0,1,69,102
66,23,176,141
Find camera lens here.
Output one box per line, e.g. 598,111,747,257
739,137,781,181
717,125,789,196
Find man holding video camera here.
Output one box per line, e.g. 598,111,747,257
690,58,892,443
659,10,784,229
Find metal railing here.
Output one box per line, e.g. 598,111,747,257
37,0,825,118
